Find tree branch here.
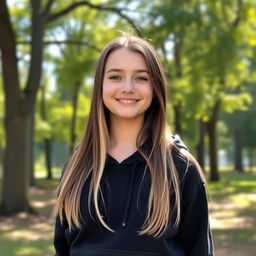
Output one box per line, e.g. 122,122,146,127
45,40,101,51
231,0,243,27
41,0,55,18
46,1,141,36
0,0,21,103
17,40,101,51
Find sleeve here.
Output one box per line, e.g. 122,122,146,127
175,180,215,256
54,215,70,256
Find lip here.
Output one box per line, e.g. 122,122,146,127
116,98,139,100
115,98,139,104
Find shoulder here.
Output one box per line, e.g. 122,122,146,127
171,146,201,183
167,134,203,181
168,137,206,202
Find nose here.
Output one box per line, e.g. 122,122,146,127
121,78,135,93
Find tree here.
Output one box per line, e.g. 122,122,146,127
222,82,256,172
0,0,139,214
0,82,4,173
139,0,254,181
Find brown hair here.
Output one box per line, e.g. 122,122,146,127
54,33,203,237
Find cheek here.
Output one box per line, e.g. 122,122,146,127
144,84,153,103
102,82,115,105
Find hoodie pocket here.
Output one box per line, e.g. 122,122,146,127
77,246,160,256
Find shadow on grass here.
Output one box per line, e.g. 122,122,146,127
0,231,54,256
213,228,256,256
0,172,256,256
208,171,256,201
209,171,256,256
0,178,58,256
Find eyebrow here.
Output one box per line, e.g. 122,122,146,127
106,68,149,73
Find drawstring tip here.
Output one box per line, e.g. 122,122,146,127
122,222,126,228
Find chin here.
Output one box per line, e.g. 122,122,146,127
116,114,144,121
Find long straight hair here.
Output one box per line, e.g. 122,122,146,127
54,33,203,237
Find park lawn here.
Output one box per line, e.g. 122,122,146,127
0,179,58,256
208,171,256,256
0,171,255,256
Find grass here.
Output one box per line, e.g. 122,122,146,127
0,179,58,256
208,171,256,256
0,170,255,255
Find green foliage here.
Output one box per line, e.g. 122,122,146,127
8,0,30,38
154,1,255,137
222,92,253,113
220,81,256,155
216,120,230,150
35,89,91,143
3,0,256,167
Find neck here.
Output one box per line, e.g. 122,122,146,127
109,116,144,150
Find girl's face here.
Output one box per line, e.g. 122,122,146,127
102,48,153,122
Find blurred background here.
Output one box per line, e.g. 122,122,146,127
0,0,255,255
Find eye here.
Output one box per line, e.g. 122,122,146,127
136,76,149,81
109,75,121,80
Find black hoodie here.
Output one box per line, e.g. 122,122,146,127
54,135,214,256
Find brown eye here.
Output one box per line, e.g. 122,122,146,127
109,75,121,80
136,76,148,81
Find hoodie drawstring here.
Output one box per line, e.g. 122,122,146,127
122,162,137,228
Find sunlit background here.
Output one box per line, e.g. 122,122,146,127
0,0,256,255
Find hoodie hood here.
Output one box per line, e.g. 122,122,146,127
105,133,187,166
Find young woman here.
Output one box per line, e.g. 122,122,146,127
53,34,215,256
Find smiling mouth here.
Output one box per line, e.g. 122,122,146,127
116,99,139,103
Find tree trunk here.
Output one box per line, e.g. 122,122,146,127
174,104,182,135
196,120,205,171
45,138,52,179
27,0,45,185
0,0,45,214
0,142,4,180
0,0,29,213
248,148,254,172
173,37,183,135
29,104,36,186
205,101,221,182
234,128,243,172
69,81,80,154
40,82,53,179
1,112,33,213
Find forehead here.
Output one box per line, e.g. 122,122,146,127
105,48,148,70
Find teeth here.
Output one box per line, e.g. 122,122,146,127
118,99,137,103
